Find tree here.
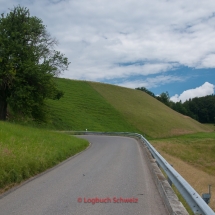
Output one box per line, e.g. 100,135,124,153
173,101,188,115
156,92,170,106
0,6,69,121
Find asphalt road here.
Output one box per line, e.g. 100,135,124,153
0,135,168,215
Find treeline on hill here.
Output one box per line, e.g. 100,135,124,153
136,87,215,124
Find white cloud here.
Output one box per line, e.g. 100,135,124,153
117,75,184,89
199,54,215,68
170,82,214,103
1,0,215,83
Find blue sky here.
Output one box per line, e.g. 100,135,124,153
1,0,215,102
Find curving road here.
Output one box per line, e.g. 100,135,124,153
0,135,168,215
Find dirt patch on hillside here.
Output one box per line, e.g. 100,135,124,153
170,129,193,136
157,151,215,211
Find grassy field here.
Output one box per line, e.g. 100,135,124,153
26,78,212,138
47,78,140,133
7,77,212,138
89,81,212,138
0,121,89,193
204,124,215,131
150,132,215,211
151,132,215,175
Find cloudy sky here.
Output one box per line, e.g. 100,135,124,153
1,0,215,102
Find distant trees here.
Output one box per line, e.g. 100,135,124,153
156,92,170,106
136,87,215,124
183,95,215,123
171,101,188,116
169,96,215,123
0,6,69,121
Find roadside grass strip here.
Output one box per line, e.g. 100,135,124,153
151,132,215,175
0,121,89,192
151,132,215,211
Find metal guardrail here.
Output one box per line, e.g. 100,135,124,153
141,135,215,215
66,131,215,215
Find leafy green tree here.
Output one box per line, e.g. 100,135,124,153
173,101,188,115
0,6,69,121
156,92,170,106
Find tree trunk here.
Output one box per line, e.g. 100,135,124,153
0,100,7,121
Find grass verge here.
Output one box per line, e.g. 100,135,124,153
160,168,193,214
151,132,215,175
0,121,89,193
172,185,193,215
151,132,215,211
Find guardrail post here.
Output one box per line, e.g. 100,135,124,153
167,177,172,187
167,165,173,187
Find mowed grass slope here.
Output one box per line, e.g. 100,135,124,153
47,78,140,132
0,121,88,192
89,82,212,138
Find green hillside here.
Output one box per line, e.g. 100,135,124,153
47,78,139,133
90,82,212,138
47,78,212,138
